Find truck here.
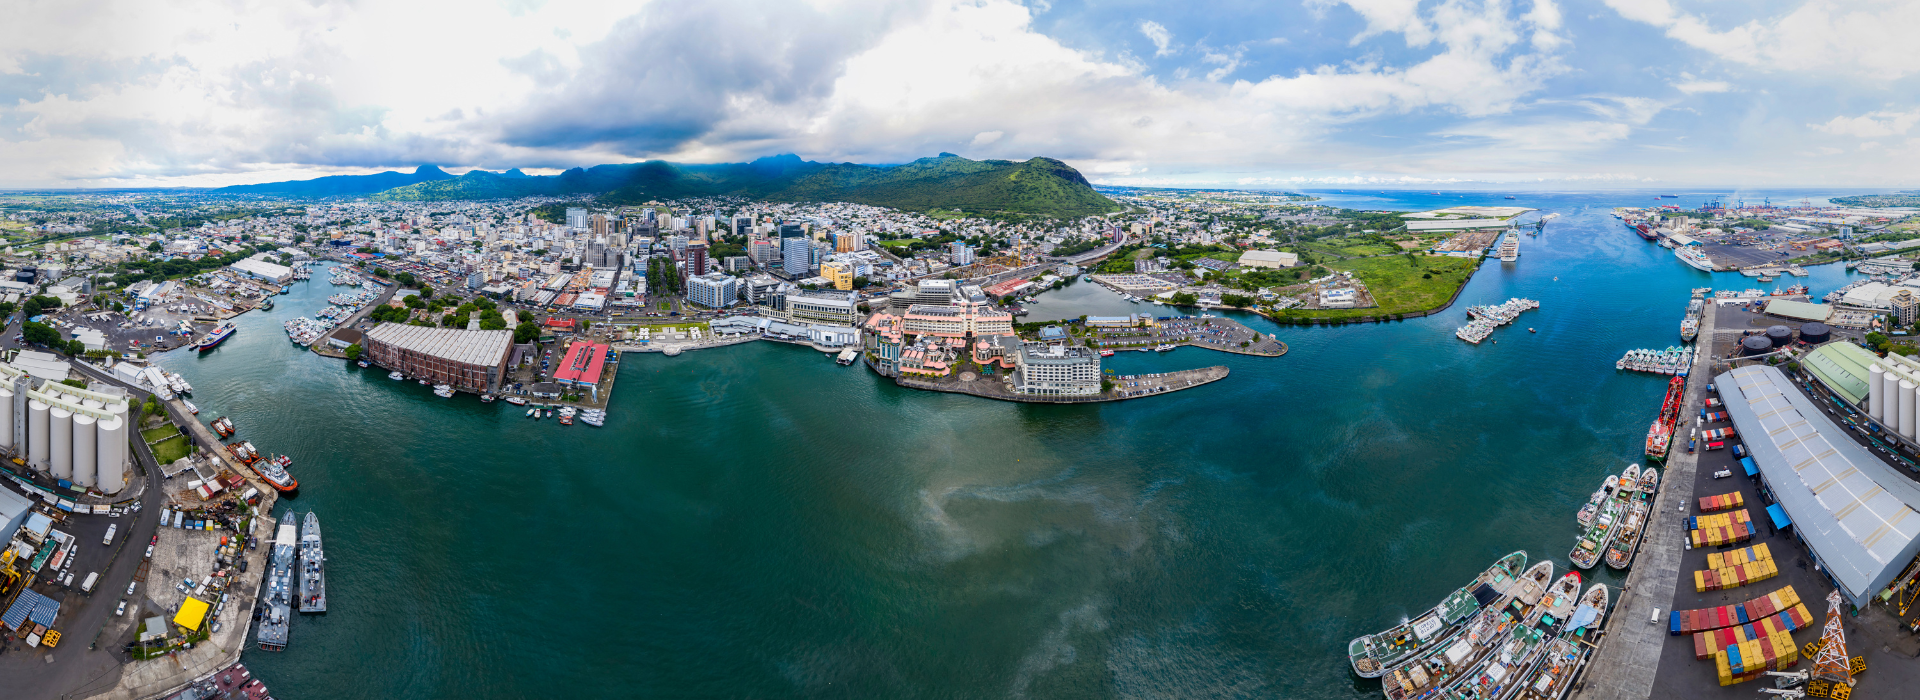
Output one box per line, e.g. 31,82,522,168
103,524,117,545
81,572,99,595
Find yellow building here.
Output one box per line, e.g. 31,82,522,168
822,261,854,290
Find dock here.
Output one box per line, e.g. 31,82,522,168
889,364,1228,404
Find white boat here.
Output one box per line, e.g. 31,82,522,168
388,371,404,381
432,385,454,398
504,396,527,406
1675,246,1715,272
183,400,199,415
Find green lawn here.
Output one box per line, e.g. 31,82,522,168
151,435,190,464
141,426,179,442
1279,255,1481,320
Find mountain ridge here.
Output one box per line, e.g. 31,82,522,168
224,155,1119,218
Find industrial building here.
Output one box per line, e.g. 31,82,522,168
230,256,294,284
1,367,132,494
1717,365,1920,605
362,324,513,394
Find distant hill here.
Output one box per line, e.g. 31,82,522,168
216,165,454,196
329,154,1114,218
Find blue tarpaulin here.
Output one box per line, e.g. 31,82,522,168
1766,504,1793,529
1740,457,1758,476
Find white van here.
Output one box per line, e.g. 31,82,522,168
82,572,100,594
103,524,117,545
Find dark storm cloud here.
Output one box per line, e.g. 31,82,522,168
496,0,915,154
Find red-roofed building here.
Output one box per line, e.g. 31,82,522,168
553,341,611,400
544,317,576,330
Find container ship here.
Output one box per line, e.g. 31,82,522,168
196,322,237,351
1645,375,1687,460
256,511,297,651
299,512,326,613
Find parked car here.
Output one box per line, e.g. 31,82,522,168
115,599,127,616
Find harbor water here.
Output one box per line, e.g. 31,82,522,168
156,190,1868,698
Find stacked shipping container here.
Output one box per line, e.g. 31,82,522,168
1668,585,1802,635
1687,509,1754,547
1713,631,1801,685
1697,491,1745,513
1695,543,1778,592
1689,603,1815,659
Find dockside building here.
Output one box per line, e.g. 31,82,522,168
363,323,513,394
1716,365,1920,605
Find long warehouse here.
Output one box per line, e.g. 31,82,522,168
362,323,513,394
1716,365,1920,605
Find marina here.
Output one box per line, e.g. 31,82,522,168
1455,297,1540,344
1614,346,1693,375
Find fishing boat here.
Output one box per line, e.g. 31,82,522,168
211,416,235,438
260,298,274,310
298,512,326,613
1099,350,1115,357
1605,469,1659,570
1348,551,1528,678
526,408,537,419
1645,376,1686,460
559,412,574,425
1378,560,1554,700
1570,465,1638,570
579,409,605,427
504,396,527,406
257,511,297,651
196,322,237,351
1574,476,1614,527
1515,583,1608,700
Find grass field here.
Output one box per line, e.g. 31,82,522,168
151,435,190,464
1280,255,1481,320
140,426,180,443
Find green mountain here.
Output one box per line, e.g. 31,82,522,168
360,154,1117,218
216,165,453,196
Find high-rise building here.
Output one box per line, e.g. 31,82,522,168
566,208,588,229
1895,289,1919,326
831,231,859,253
734,216,753,237
781,228,811,276
686,272,738,309
686,242,708,277
950,242,974,266
591,214,609,238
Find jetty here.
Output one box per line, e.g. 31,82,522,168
888,363,1228,404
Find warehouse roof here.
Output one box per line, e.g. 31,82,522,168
1763,299,1832,322
1717,365,1920,605
364,323,511,367
1800,342,1879,404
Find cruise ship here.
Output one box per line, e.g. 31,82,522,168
1498,234,1519,262
1675,246,1715,272
256,511,297,651
299,512,326,613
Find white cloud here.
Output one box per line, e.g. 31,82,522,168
1603,0,1920,80
971,130,1004,146
1137,20,1174,57
1672,79,1730,94
1810,109,1920,138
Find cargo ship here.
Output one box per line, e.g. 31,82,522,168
299,512,326,613
1633,222,1658,241
1605,469,1659,570
1347,551,1527,678
256,511,297,651
196,322,236,351
1645,375,1686,460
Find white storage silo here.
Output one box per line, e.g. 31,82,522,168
1902,379,1918,439
49,406,72,480
27,399,48,470
0,386,12,448
1887,372,1903,429
1870,364,1886,421
96,415,126,494
71,413,96,488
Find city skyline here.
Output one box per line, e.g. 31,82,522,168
2,0,1916,190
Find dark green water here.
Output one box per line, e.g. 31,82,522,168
157,192,1864,698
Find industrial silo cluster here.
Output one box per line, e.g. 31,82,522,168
1866,357,1920,441
1739,335,1773,357
2,372,131,494
1798,322,1831,345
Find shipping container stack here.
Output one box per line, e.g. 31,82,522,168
1687,509,1754,547
1694,543,1779,592
1713,631,1801,686
1701,409,1729,422
1668,585,1803,636
1697,491,1745,513
1702,427,1737,440
1689,602,1816,659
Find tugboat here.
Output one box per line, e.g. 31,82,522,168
211,416,235,438
298,512,326,613
256,510,297,651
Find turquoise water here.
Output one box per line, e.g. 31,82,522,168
156,191,1867,698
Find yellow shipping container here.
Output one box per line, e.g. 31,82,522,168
1753,543,1773,561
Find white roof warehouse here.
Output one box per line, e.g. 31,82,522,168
362,323,513,394
1716,365,1920,605
230,257,293,284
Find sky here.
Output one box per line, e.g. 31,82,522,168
2,0,1917,190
